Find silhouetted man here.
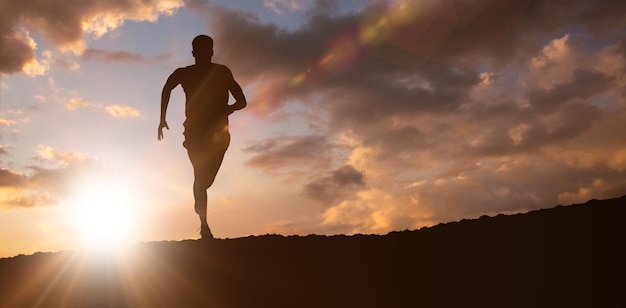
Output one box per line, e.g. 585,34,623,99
159,35,247,240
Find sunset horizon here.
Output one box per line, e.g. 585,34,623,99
2,0,626,259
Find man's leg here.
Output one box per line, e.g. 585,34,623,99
188,133,230,239
193,158,225,239
193,179,208,225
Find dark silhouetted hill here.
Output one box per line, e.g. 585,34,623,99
1,196,625,307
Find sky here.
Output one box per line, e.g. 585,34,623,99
1,0,625,258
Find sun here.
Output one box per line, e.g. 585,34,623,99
68,179,140,248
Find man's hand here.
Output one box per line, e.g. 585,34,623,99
158,121,169,141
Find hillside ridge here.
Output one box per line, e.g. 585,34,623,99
1,195,624,307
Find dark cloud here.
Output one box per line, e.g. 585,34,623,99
464,102,603,158
303,165,365,204
0,31,36,75
244,135,336,170
0,168,26,187
527,69,613,114
207,4,625,150
0,147,111,208
332,165,365,185
202,0,626,114
481,0,626,66
0,0,180,75
204,3,483,120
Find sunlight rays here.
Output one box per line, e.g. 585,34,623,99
67,178,140,248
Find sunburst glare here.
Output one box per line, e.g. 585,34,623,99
68,178,140,248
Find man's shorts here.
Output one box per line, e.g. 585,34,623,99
183,130,231,184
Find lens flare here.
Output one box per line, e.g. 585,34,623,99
290,72,307,86
289,34,362,90
318,37,360,71
358,0,458,67
68,178,140,248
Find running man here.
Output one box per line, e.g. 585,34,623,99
158,35,247,240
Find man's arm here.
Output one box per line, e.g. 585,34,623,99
158,70,180,141
228,79,247,114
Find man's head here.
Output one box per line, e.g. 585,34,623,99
192,35,214,62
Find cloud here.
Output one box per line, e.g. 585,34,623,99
22,49,52,77
0,168,26,187
321,154,626,234
206,2,484,120
5,31,54,77
0,146,111,208
244,134,337,171
82,48,171,64
0,0,621,236
66,98,91,111
105,104,142,118
263,0,306,15
65,96,142,118
34,145,90,166
0,0,182,75
194,0,625,234
0,119,16,127
321,188,436,234
205,0,625,112
303,165,365,205
0,169,49,208
0,29,37,75
0,114,23,139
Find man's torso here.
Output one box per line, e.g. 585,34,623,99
178,63,232,135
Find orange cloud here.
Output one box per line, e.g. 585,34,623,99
0,119,16,126
1,146,112,209
321,188,435,234
66,98,90,110
105,104,142,118
0,0,182,75
64,95,142,118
